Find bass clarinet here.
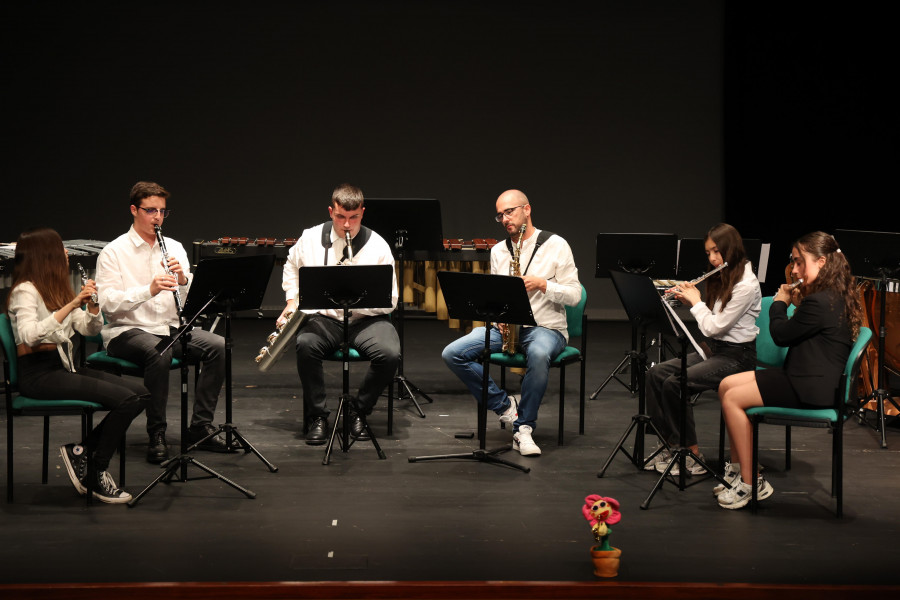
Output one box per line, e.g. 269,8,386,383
256,231,354,371
154,224,183,315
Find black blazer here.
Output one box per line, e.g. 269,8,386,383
769,290,853,407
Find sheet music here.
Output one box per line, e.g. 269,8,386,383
660,298,707,360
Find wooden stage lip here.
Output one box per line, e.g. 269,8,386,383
2,581,899,600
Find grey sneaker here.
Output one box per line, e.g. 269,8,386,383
717,476,774,510
658,451,708,476
713,461,741,496
643,445,671,471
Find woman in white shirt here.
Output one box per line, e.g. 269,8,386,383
644,223,762,477
6,228,148,504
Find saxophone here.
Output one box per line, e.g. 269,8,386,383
501,224,526,354
256,231,353,371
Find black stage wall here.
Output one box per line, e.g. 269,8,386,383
2,2,892,315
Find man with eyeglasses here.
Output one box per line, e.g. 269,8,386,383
442,189,581,456
279,183,400,445
96,181,229,463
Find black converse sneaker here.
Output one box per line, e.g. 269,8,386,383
93,470,132,504
59,443,87,495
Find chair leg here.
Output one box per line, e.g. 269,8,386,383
718,410,726,467
42,416,50,484
387,378,394,437
751,418,760,513
7,414,14,503
785,426,792,471
578,356,585,436
558,365,566,446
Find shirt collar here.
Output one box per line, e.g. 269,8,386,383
126,225,152,249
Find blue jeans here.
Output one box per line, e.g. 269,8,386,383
442,325,565,432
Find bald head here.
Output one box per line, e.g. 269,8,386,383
497,189,529,206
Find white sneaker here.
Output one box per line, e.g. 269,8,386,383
717,476,774,510
498,396,518,424
513,425,541,456
713,462,741,496
643,445,671,471
655,451,708,476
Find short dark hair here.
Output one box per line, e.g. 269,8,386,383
130,181,170,207
331,183,364,210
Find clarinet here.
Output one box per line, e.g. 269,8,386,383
154,224,183,315
76,262,99,305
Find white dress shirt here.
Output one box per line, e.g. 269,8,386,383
689,261,761,343
282,223,398,322
95,225,192,347
490,229,582,342
8,281,103,372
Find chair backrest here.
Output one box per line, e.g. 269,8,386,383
755,296,795,368
0,314,20,387
565,285,588,339
840,326,873,408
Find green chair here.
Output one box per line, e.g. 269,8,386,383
717,296,795,464
1,314,124,504
746,326,873,516
488,284,588,446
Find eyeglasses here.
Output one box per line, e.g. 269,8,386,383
137,207,171,218
494,204,528,222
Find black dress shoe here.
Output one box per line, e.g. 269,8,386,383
306,417,328,445
189,423,230,453
349,413,370,441
147,430,169,464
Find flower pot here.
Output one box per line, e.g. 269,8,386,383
590,546,621,578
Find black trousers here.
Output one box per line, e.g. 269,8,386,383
18,351,148,471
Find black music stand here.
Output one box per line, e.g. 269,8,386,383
835,228,900,448
597,269,729,509
591,233,678,402
128,255,276,507
364,198,444,424
408,271,535,473
297,264,393,464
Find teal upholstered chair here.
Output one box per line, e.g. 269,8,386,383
717,296,796,464
1,314,124,504
488,284,588,446
745,326,872,517
320,346,399,437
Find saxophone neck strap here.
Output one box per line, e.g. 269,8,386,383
320,223,373,265
505,230,554,276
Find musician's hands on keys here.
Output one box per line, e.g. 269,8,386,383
73,283,98,309
774,283,800,307
277,300,296,328
496,322,509,336
150,273,179,297
165,256,188,285
522,275,547,293
672,282,702,307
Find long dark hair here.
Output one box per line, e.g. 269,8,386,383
704,223,748,311
5,227,73,312
794,231,863,340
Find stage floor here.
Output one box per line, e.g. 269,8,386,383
2,317,899,589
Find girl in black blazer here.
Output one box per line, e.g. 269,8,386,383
716,231,863,510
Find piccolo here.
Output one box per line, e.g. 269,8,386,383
663,261,728,298
154,224,183,315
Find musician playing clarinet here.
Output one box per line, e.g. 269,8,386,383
442,189,581,457
643,223,761,480
279,183,399,445
96,181,229,464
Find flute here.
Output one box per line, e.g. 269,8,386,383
153,224,183,315
787,278,804,290
663,261,728,299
